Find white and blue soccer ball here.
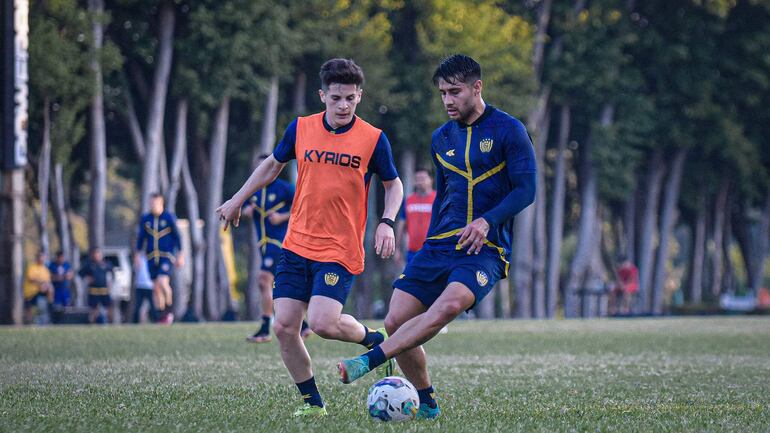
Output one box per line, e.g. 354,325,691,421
366,376,419,422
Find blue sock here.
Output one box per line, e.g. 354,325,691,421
296,377,324,408
359,325,385,348
362,346,387,370
418,386,437,408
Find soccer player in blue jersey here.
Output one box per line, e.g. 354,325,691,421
337,55,536,420
242,154,311,343
135,193,184,324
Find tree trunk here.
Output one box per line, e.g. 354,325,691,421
564,104,613,317
292,72,307,115
721,193,735,293
204,97,230,320
88,0,106,251
259,76,280,155
532,107,550,318
651,148,687,314
623,187,636,263
689,188,706,303
710,180,729,296
51,163,72,261
513,206,534,318
159,136,170,195
121,70,145,162
38,98,52,257
636,149,666,313
532,0,553,82
182,153,205,320
546,104,570,318
751,193,770,292
0,170,25,324
498,278,511,318
166,99,188,211
140,2,175,212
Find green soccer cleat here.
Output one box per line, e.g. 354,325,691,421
416,403,441,420
337,356,371,384
374,328,396,378
292,403,328,417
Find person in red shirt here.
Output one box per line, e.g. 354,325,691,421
396,167,437,265
217,59,403,417
611,256,639,315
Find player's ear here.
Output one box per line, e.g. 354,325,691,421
473,79,483,95
356,87,363,102
318,89,326,103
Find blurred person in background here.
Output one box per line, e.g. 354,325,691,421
79,247,113,324
132,252,156,323
48,251,74,308
23,251,54,324
395,167,437,266
135,193,183,325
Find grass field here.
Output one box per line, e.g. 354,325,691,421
1,318,769,432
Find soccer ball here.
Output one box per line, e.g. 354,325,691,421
366,376,419,422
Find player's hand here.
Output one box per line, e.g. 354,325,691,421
267,212,283,225
458,217,490,255
175,255,185,269
216,197,243,231
374,223,396,259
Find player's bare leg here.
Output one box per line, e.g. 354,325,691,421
273,298,312,381
306,296,367,342
338,282,474,386
380,283,473,357
152,279,165,312
384,290,429,388
259,271,274,318
274,297,326,416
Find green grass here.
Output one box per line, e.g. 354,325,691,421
1,318,769,432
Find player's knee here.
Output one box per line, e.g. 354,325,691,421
273,320,299,340
307,317,337,339
433,300,464,324
384,314,403,336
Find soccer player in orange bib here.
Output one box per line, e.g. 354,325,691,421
217,59,403,417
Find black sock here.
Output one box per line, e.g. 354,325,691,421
417,386,437,408
296,376,324,408
257,315,271,334
362,346,387,370
358,325,385,348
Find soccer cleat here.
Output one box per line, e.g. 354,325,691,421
245,332,271,343
374,328,395,378
416,403,441,420
292,403,327,417
337,356,371,384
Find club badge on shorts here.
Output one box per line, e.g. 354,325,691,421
476,270,489,287
324,272,339,286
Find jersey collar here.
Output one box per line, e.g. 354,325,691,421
457,104,494,128
322,112,357,134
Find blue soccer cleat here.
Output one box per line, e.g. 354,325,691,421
337,356,371,384
416,403,441,420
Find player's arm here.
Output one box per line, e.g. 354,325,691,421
169,215,185,268
371,132,403,259
267,211,290,225
135,217,146,254
217,156,285,230
459,121,537,254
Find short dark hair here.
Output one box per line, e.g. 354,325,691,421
258,153,270,160
320,58,364,89
414,166,431,175
55,250,64,257
150,192,163,200
432,54,482,86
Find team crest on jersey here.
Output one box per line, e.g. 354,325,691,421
268,193,276,202
476,271,489,287
479,138,494,153
160,219,167,228
398,274,405,279
264,257,274,267
445,149,455,157
324,272,339,286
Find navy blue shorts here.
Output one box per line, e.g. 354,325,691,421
274,248,354,305
88,294,112,308
24,293,45,308
393,248,506,310
406,250,419,264
147,257,173,280
261,244,281,275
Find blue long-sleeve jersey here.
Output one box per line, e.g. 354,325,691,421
135,211,182,263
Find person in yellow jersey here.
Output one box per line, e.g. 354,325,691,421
23,251,54,324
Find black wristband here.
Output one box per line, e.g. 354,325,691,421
379,217,395,229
